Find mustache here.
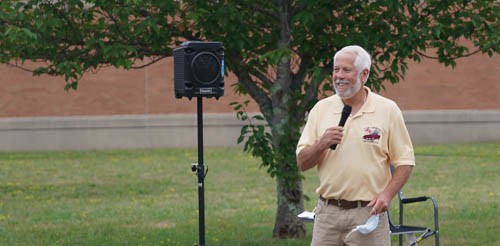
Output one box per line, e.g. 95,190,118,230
335,79,350,84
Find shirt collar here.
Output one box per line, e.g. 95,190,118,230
360,86,375,113
332,86,375,114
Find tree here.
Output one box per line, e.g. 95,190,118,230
0,0,190,90
1,0,499,239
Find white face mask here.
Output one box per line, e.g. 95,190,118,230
345,214,380,239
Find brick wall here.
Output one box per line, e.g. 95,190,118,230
0,53,498,118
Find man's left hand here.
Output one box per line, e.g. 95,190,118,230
367,191,392,216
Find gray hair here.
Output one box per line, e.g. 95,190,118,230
333,45,371,83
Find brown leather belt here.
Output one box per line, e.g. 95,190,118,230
320,195,370,209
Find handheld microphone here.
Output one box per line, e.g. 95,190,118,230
330,104,352,150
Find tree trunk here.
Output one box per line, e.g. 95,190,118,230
272,169,306,238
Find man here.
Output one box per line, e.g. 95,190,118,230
296,45,415,246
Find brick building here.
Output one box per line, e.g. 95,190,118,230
0,53,499,150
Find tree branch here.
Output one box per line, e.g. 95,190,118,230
6,62,36,73
130,55,169,69
299,80,319,115
247,67,274,89
416,48,482,60
238,1,279,21
322,60,333,78
298,61,331,110
291,55,310,91
227,54,273,120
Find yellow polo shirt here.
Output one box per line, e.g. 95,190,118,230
297,87,415,201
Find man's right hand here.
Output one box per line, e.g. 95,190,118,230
297,126,344,171
318,126,344,150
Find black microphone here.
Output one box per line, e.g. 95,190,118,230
330,104,352,150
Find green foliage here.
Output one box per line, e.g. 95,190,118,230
230,97,306,205
230,101,274,175
0,0,187,89
1,0,498,91
186,0,499,92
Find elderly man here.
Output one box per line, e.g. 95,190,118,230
296,45,415,246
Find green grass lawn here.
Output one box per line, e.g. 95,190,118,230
0,142,498,245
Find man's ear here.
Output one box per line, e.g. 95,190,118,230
361,69,370,83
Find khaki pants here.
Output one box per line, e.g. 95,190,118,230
311,198,390,246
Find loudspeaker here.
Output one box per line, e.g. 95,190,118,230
174,41,224,99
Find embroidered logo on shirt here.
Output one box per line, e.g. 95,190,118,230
363,127,381,144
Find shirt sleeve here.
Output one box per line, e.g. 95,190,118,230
296,105,319,156
388,105,415,167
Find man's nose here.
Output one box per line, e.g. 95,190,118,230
334,72,345,80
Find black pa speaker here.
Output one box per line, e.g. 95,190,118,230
174,41,224,99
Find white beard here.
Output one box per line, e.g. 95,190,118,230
334,76,362,99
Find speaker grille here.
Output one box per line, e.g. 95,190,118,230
191,52,220,85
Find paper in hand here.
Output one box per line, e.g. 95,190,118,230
297,211,315,222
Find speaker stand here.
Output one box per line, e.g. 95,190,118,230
191,95,207,246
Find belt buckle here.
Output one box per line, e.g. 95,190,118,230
338,199,342,208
